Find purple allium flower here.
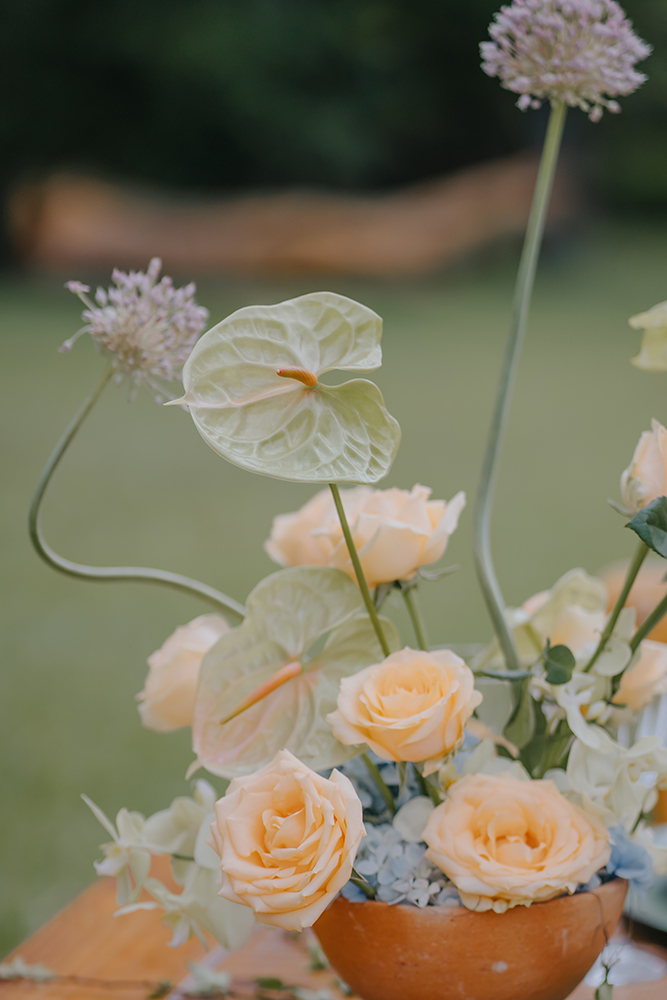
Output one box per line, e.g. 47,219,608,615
62,259,209,402
481,0,651,121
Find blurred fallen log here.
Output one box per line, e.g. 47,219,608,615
10,153,575,278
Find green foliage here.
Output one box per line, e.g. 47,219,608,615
543,642,576,685
627,496,667,557
520,703,572,778
503,678,535,750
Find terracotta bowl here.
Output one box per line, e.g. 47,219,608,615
314,879,627,1000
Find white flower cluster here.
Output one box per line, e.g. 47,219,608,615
63,258,209,402
349,824,461,908
83,780,255,950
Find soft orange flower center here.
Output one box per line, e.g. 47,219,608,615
276,367,318,387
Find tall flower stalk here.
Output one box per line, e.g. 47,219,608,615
474,100,567,671
474,0,650,670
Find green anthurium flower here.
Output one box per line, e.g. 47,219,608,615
192,566,400,777
170,292,401,484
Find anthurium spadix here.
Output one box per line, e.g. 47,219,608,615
192,566,399,777
169,292,401,484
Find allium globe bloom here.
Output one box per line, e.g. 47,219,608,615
62,259,209,401
481,0,651,121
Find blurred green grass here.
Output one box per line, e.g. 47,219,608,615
2,221,667,955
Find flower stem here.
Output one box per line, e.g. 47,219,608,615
350,868,377,899
630,591,667,653
584,539,649,672
361,752,396,814
29,368,246,623
413,763,442,806
474,100,567,672
329,483,391,657
402,586,429,651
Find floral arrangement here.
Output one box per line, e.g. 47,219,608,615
29,1,666,995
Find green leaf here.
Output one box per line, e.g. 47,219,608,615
627,496,667,557
544,643,575,685
520,707,572,779
175,292,401,484
256,979,285,991
193,567,399,777
503,678,535,750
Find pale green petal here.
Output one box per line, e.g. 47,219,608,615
193,566,396,776
177,292,400,484
629,300,667,329
631,326,667,372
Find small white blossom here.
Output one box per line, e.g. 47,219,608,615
0,957,55,982
62,258,208,401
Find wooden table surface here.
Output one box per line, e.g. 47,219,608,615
2,866,667,1000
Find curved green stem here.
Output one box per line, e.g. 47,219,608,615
329,483,391,657
29,368,246,623
584,539,648,672
361,752,396,814
402,586,429,651
474,101,567,672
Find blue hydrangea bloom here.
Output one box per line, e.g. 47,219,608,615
607,825,655,895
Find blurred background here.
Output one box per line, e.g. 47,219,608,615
2,0,667,957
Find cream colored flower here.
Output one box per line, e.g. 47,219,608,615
613,640,667,712
474,569,606,671
567,730,667,831
209,749,364,930
326,647,481,763
630,300,667,372
621,419,667,513
138,615,229,731
265,484,466,588
423,773,610,913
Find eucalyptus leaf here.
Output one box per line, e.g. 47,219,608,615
503,679,535,750
544,644,575,685
627,496,667,557
175,292,401,484
193,567,399,777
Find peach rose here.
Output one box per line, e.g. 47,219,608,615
621,419,667,513
326,648,482,762
423,773,610,913
209,749,364,930
265,484,466,588
137,614,229,731
613,639,667,712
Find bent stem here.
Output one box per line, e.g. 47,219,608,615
401,585,429,651
329,483,391,657
361,752,396,814
584,539,649,672
474,100,567,672
29,368,246,623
